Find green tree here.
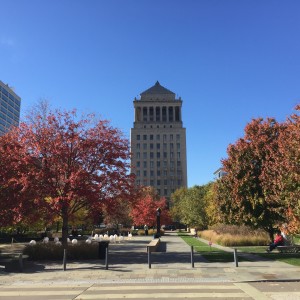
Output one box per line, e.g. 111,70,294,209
170,185,210,229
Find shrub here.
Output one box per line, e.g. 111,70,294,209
23,242,99,260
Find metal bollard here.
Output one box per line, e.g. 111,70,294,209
147,246,151,269
18,253,23,272
234,248,238,267
105,246,109,270
63,249,67,271
191,246,194,268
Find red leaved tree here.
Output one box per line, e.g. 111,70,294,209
130,187,171,227
0,109,135,246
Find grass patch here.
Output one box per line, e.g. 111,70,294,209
179,232,300,266
235,246,300,266
178,232,248,263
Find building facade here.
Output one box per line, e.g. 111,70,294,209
0,80,21,136
130,81,187,201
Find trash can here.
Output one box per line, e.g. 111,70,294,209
98,241,109,259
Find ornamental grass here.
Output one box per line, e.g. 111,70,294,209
199,224,269,247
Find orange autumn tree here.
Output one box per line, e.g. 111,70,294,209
269,105,300,233
214,118,286,240
0,109,135,246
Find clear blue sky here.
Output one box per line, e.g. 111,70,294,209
1,0,300,187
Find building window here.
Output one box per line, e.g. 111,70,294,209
164,179,168,185
143,161,147,168
157,152,160,158
163,170,167,176
176,134,180,141
170,134,173,141
163,161,167,168
143,143,147,150
177,152,181,159
177,161,181,167
157,161,161,167
150,170,154,177
164,189,168,196
163,134,167,141
150,134,154,140
137,161,140,167
143,152,147,159
156,134,160,140
137,135,140,140
150,161,154,168
157,180,161,186
150,180,154,185
163,143,167,150
163,152,167,159
136,143,140,150
143,134,147,140
143,179,147,185
137,170,140,176
157,170,161,176
177,143,180,149
136,152,140,159
136,180,140,185
150,152,154,159
156,143,160,149
170,152,174,158
143,170,147,176
150,143,154,150
170,143,174,150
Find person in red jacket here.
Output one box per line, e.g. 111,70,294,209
266,230,284,252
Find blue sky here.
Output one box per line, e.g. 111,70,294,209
1,0,300,187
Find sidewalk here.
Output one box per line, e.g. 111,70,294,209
1,231,300,285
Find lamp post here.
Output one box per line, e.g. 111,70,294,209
156,207,161,238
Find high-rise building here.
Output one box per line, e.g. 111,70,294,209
0,80,21,136
130,81,187,201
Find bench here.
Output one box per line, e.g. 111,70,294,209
146,238,160,253
277,235,300,253
277,245,300,253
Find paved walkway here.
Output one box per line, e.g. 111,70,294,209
1,231,299,285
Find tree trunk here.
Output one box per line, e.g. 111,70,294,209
61,206,69,248
268,226,274,242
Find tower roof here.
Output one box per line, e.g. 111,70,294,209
140,81,175,96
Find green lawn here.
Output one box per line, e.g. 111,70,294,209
178,232,300,266
235,245,300,266
178,232,248,263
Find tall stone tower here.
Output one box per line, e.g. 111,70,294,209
130,81,187,201
0,80,21,136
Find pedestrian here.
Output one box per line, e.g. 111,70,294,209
144,224,149,236
266,230,284,252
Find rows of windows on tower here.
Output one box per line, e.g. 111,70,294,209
0,81,21,136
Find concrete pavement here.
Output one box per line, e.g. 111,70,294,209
1,231,299,283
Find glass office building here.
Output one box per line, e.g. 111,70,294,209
0,80,21,136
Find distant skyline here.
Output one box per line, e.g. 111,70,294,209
1,0,299,187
